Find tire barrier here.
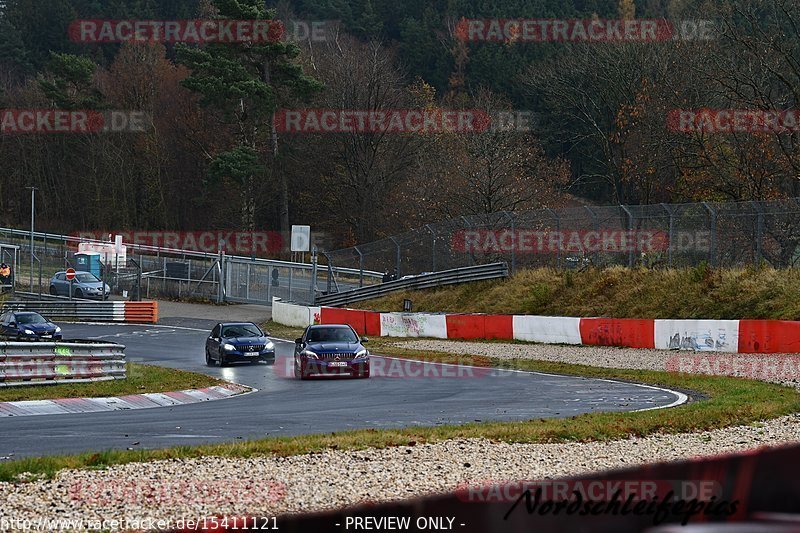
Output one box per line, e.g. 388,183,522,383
273,299,800,354
0,301,158,324
0,340,126,387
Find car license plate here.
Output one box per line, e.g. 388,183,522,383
328,361,348,367
41,335,52,339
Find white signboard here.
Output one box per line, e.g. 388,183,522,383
291,225,311,252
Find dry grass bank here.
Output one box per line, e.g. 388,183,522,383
357,265,800,319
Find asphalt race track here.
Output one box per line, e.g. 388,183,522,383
0,322,687,458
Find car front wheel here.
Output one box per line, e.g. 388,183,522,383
49,286,58,295
296,359,310,380
205,348,214,366
218,350,226,367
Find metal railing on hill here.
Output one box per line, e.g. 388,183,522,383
316,263,509,307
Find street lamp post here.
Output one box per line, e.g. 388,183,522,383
26,187,37,292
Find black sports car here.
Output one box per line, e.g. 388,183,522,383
294,324,370,379
205,322,275,366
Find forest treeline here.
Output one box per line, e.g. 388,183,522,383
0,0,797,249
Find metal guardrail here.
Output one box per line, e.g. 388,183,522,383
316,262,509,307
13,291,94,302
0,340,126,387
1,301,158,323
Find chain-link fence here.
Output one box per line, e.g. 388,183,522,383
325,198,800,276
0,228,381,305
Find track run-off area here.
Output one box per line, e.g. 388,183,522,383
0,322,687,458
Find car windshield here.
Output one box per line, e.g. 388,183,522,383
16,313,46,324
75,273,100,283
307,327,358,343
221,324,262,338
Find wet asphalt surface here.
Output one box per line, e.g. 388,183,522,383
0,322,684,458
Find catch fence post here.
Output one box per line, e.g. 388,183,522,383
702,202,717,267
620,205,635,268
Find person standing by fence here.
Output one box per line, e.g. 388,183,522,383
0,262,11,287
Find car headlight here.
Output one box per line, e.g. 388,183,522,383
265,341,275,350
55,326,61,333
23,329,35,335
302,349,318,359
355,349,368,359
223,343,236,351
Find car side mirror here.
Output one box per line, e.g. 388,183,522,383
295,338,303,344
361,337,369,343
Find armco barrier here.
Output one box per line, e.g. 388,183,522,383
0,341,126,386
274,301,800,354
1,301,158,324
315,263,509,307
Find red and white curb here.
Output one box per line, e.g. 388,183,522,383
273,298,800,354
0,383,252,417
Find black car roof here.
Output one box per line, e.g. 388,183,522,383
220,322,258,326
307,324,351,329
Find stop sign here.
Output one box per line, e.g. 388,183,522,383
65,268,76,281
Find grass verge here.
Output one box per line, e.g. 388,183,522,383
355,265,800,319
1,343,797,482
263,321,305,341
0,363,222,402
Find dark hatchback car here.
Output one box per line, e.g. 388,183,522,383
294,324,370,379
205,322,275,366
0,311,62,340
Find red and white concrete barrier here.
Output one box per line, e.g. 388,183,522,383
271,298,800,354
